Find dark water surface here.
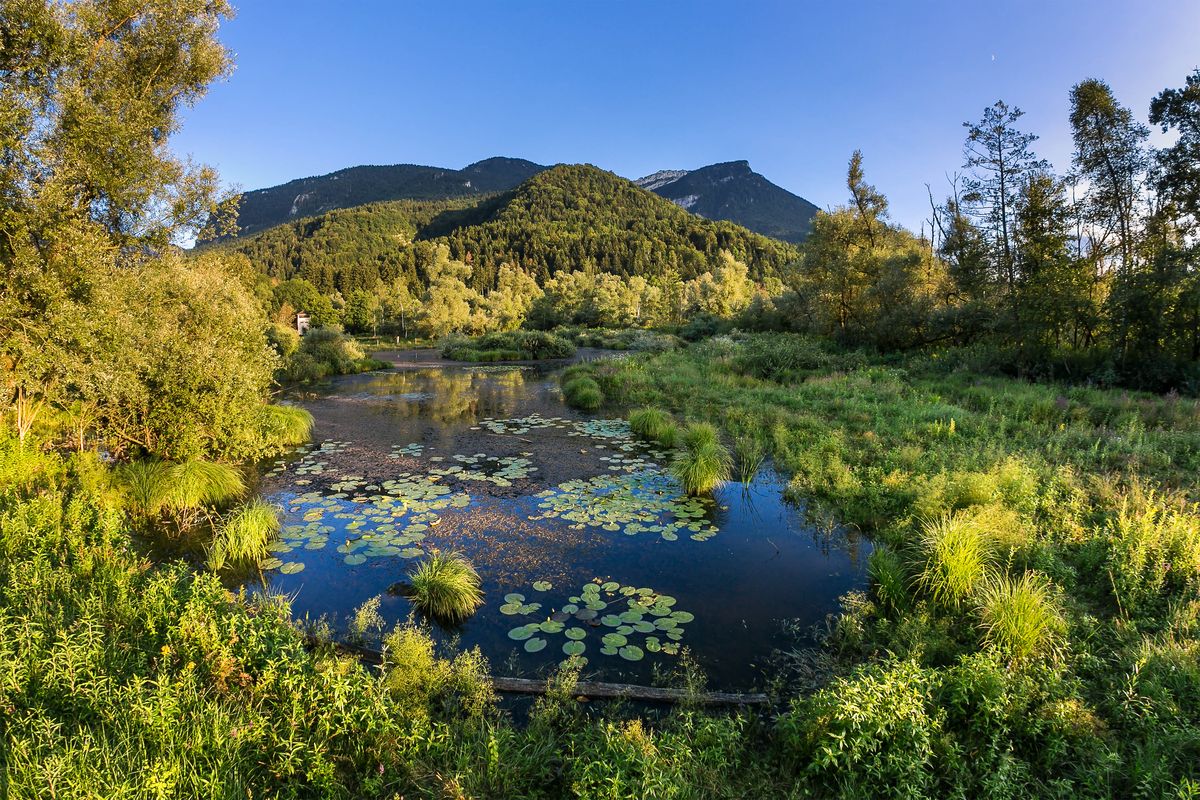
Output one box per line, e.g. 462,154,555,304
249,360,869,690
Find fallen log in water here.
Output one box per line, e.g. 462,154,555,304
304,637,770,706
490,676,769,706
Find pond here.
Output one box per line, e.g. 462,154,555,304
249,353,870,690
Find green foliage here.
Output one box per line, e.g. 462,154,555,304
977,571,1063,665
282,326,385,383
118,458,244,530
440,330,575,361
207,499,280,570
733,435,766,485
1104,488,1200,618
562,376,604,411
406,551,485,623
781,659,940,800
382,622,495,719
255,404,314,448
672,423,732,495
869,546,910,612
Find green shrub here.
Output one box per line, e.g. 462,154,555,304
977,571,1063,666
383,622,495,719
563,376,604,411
441,331,575,361
780,659,939,799
672,423,732,495
406,551,485,623
733,333,837,382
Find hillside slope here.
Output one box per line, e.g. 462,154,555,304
217,164,800,295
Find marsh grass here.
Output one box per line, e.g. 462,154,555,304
868,546,910,611
207,499,280,570
916,510,997,609
260,404,314,446
406,551,485,623
563,376,603,411
977,571,1062,665
118,459,174,517
628,406,679,447
672,423,732,495
119,458,245,530
734,435,766,485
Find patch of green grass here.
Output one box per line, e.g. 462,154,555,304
915,511,997,609
628,406,679,448
406,551,485,623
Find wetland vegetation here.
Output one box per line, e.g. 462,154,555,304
3,2,1200,797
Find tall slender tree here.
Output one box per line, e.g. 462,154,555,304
961,101,1048,297
1069,79,1151,276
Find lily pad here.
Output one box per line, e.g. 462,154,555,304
524,637,547,653
532,580,553,591
618,645,644,662
280,561,305,574
562,640,586,656
565,627,587,640
507,626,535,641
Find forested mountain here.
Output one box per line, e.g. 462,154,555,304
225,157,546,237
636,160,820,242
215,164,801,295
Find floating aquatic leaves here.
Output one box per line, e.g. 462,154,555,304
429,453,537,486
531,470,719,542
387,442,425,459
262,465,473,575
504,580,692,662
532,580,553,591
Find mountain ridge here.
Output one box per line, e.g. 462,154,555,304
224,157,819,243
635,160,819,243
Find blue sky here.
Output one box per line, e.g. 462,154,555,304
176,1,1200,232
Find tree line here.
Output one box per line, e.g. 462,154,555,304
774,78,1199,391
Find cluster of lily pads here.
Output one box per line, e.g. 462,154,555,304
265,439,351,479
471,413,565,436
531,470,718,542
387,442,425,459
503,580,693,663
428,453,538,486
265,468,472,572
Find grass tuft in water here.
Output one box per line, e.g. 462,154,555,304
260,404,314,446
407,551,485,623
868,546,909,611
207,499,280,570
629,406,679,447
734,435,766,485
672,423,732,495
563,376,604,411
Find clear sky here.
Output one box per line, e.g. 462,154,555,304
175,0,1200,232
